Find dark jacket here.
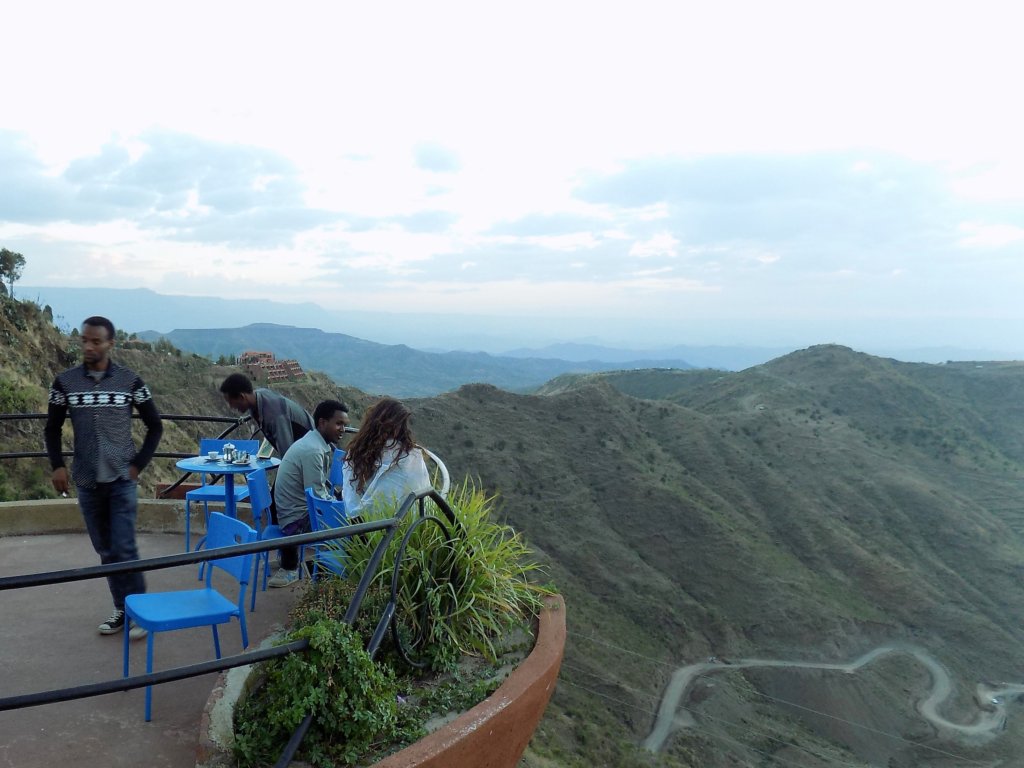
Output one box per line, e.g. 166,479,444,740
253,388,313,457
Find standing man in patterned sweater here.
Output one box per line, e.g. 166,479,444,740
44,316,163,639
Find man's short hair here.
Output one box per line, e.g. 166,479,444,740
219,373,254,397
82,316,115,340
313,399,348,425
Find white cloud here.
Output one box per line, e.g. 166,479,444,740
629,233,679,259
633,267,675,277
957,222,1024,249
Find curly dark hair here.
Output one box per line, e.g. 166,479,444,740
344,397,416,494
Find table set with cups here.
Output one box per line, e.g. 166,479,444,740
175,444,281,519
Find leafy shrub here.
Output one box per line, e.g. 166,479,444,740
234,619,413,767
0,379,40,413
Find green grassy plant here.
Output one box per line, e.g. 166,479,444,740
338,477,552,670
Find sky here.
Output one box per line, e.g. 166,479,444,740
3,1,1024,354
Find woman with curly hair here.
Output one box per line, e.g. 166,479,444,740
341,397,431,518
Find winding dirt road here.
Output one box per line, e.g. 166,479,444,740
643,644,1024,752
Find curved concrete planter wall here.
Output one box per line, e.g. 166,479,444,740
199,594,565,768
369,593,565,768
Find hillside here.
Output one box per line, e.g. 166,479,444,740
138,323,695,397
6,298,1024,766
410,351,1024,767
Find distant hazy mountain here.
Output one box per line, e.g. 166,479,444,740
23,285,655,353
26,285,1020,366
501,341,798,370
138,323,696,397
24,285,334,334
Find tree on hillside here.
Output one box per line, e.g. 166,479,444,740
0,249,26,298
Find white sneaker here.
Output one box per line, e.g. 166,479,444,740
267,568,299,588
129,622,148,641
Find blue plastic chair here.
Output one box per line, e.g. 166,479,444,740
328,447,346,498
184,438,259,551
124,512,256,721
245,467,288,611
305,487,347,580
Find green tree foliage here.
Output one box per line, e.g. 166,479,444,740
0,249,26,298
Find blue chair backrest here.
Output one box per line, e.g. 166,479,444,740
328,448,346,490
305,487,347,531
199,438,259,456
245,468,273,529
205,512,256,585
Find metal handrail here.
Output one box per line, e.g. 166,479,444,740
0,412,252,463
0,413,243,422
0,486,461,768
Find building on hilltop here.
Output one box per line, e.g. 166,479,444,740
238,350,305,382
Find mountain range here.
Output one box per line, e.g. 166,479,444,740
5,293,1024,766
137,323,697,397
24,284,1020,368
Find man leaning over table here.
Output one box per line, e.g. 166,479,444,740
219,372,313,458
268,399,349,587
44,315,163,640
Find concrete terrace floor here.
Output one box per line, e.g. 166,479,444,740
0,531,299,768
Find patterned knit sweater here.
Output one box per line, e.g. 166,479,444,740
44,362,163,488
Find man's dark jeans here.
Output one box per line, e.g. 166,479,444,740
279,517,310,571
77,478,146,609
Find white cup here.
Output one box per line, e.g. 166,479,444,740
208,451,219,460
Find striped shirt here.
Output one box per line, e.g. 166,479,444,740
44,362,163,488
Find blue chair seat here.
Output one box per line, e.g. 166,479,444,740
126,589,240,633
187,484,251,502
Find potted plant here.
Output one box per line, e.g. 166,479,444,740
232,480,556,768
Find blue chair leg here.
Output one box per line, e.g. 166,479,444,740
197,501,211,580
250,549,267,613
184,499,192,552
123,618,130,678
145,633,155,722
240,613,249,649
212,625,221,659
